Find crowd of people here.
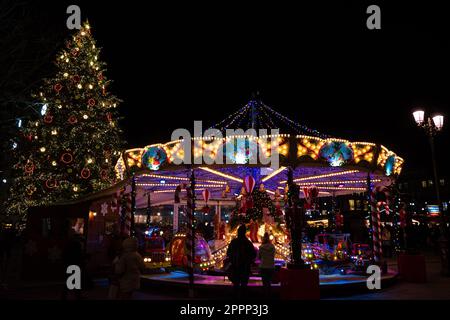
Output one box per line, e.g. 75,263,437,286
226,225,276,299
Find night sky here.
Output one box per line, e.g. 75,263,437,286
10,1,450,175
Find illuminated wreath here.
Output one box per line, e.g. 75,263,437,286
81,168,91,179
54,83,62,92
60,153,73,164
45,179,57,189
88,98,96,107
68,115,78,124
24,161,35,174
100,169,109,180
43,115,53,124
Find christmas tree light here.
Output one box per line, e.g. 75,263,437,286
6,22,124,218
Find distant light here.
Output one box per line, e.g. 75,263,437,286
432,115,444,130
17,119,22,128
41,103,48,116
412,110,425,125
160,180,166,184
12,142,17,149
157,212,161,216
2,179,6,183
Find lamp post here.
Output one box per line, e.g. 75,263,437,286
412,110,449,275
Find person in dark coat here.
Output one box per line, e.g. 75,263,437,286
226,224,256,299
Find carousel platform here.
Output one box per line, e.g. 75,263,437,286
140,269,398,298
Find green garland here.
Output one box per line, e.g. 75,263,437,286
230,189,280,229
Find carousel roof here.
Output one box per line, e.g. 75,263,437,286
208,98,329,138
114,98,404,207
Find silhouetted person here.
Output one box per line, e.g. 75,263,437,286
226,224,256,299
115,237,145,300
382,226,392,258
258,232,275,298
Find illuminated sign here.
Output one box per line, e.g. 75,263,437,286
426,205,440,217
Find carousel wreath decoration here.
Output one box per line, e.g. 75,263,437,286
229,176,278,229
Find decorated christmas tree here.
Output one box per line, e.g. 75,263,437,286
6,22,123,218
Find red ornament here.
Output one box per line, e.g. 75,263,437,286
243,176,256,194
45,179,57,189
97,72,103,81
60,153,73,164
68,115,77,124
81,168,91,179
106,112,112,122
100,169,109,180
72,75,80,83
43,114,53,124
88,98,96,107
202,189,210,203
24,161,35,174
54,83,62,92
71,49,79,56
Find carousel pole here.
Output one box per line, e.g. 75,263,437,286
367,173,382,264
146,191,151,227
330,191,336,232
186,169,196,297
391,186,402,253
119,186,126,237
366,174,373,247
285,166,305,268
130,174,137,237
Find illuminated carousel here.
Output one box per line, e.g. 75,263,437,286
114,98,404,292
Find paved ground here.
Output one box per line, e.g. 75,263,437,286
329,259,450,300
1,245,449,300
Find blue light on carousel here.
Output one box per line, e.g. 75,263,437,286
142,146,167,170
385,155,396,176
319,141,354,167
223,138,257,164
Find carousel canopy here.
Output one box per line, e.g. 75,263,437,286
114,98,404,207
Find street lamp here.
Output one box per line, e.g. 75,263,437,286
412,110,444,204
412,109,448,275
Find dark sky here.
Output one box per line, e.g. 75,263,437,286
14,1,450,176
